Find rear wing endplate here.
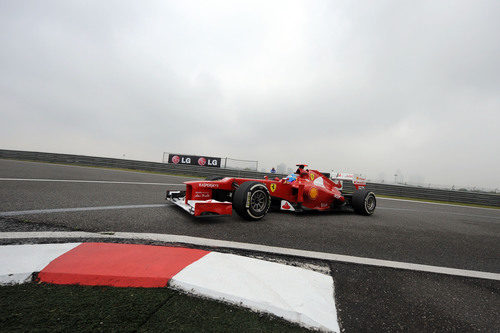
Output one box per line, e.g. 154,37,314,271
330,172,366,190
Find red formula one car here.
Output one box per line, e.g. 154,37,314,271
166,164,376,220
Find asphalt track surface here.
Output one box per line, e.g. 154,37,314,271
1,159,499,331
1,159,498,273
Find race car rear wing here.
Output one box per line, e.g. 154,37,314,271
330,172,366,190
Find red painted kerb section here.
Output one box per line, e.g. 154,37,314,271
38,243,210,287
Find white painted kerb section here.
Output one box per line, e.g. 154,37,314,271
2,231,499,281
171,252,340,332
0,243,81,285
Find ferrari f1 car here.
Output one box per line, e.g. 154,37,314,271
166,164,376,221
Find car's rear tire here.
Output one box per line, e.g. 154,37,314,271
352,189,376,215
233,181,271,221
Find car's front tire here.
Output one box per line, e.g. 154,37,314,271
233,181,271,221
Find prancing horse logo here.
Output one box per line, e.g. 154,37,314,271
270,183,277,192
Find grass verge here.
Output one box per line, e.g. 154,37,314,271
0,283,308,332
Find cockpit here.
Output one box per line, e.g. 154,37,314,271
286,164,309,183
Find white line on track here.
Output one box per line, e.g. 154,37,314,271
378,196,499,211
0,178,184,186
2,201,497,220
0,231,498,281
0,204,168,217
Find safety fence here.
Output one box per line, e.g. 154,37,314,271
1,149,499,207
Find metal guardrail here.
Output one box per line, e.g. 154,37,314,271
1,149,499,207
0,149,284,180
341,182,499,207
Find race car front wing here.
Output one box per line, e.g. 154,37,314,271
166,190,232,217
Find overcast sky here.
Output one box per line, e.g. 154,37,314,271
1,1,499,189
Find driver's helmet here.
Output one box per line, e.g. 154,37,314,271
285,173,298,183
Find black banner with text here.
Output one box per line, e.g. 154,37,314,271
167,153,222,168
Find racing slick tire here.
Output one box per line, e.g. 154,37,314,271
233,181,271,221
352,189,376,215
